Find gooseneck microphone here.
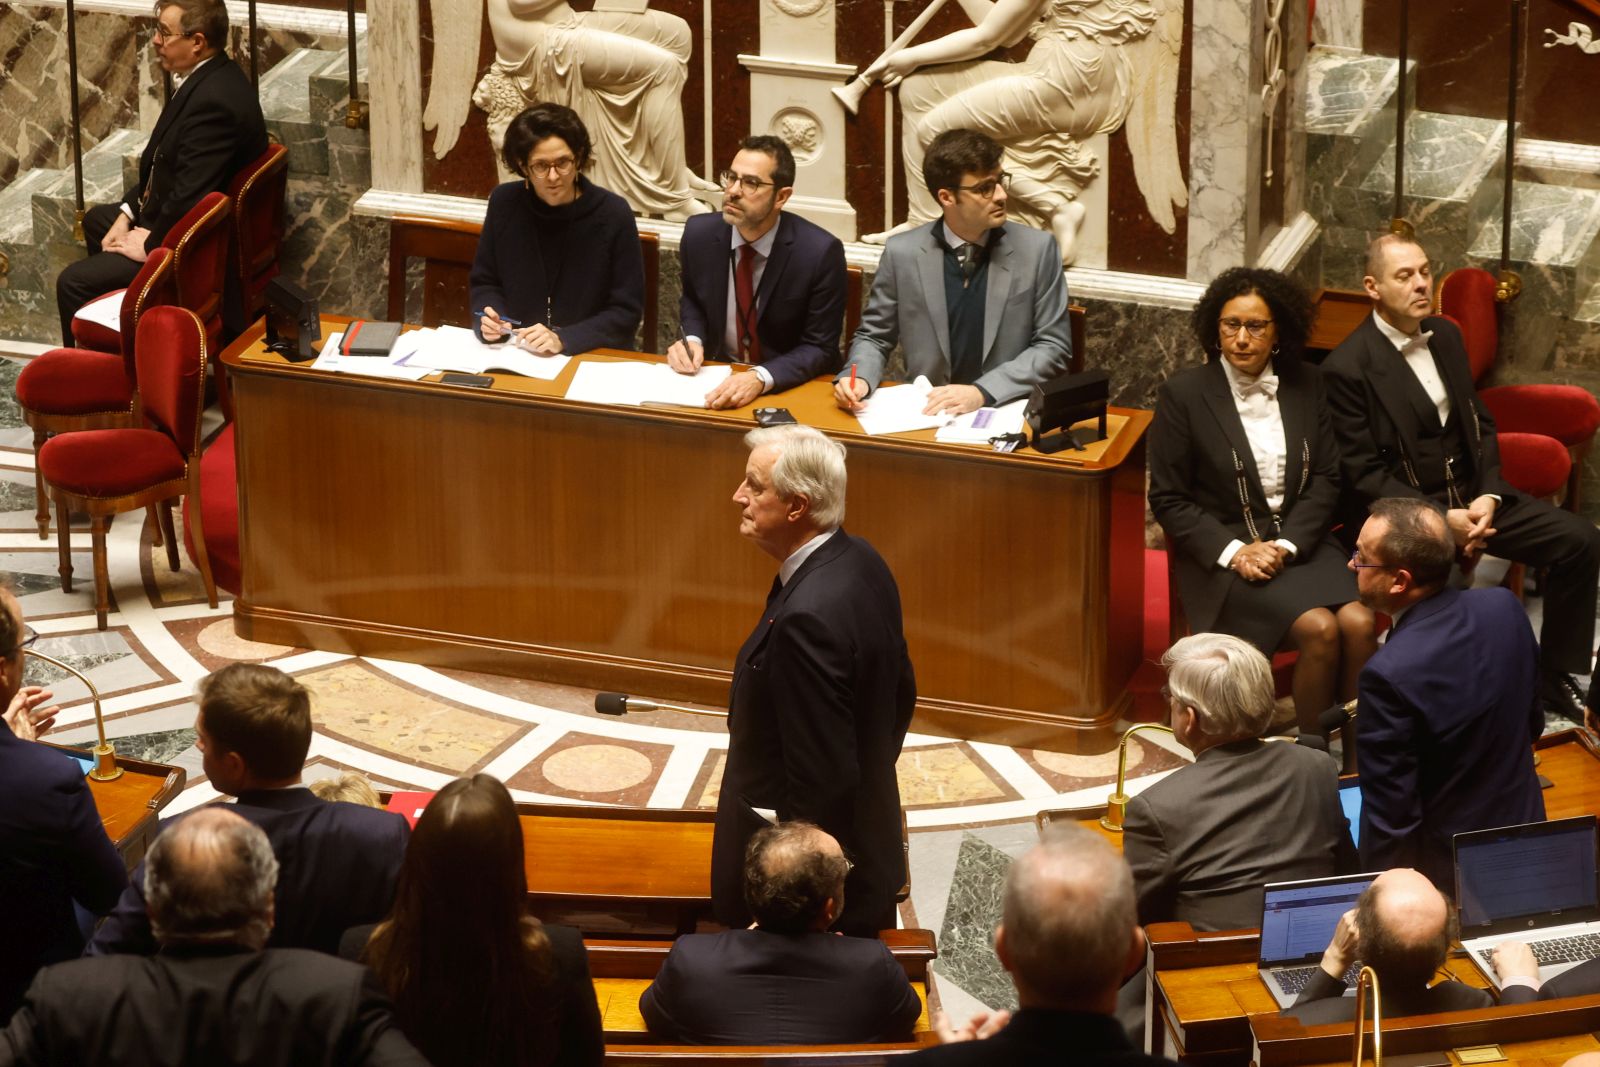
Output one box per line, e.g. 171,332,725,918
594,692,728,719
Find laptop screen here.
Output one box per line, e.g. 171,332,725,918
1259,875,1379,967
1456,816,1599,931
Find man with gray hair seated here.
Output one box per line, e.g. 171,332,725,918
907,825,1172,1066
0,807,427,1066
713,424,917,938
1124,633,1356,933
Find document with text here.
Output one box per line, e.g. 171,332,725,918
564,360,731,407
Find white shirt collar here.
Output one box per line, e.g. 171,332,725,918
1220,356,1277,395
731,216,781,259
778,528,837,586
1371,310,1428,352
172,54,214,89
942,221,991,251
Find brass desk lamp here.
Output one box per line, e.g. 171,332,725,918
24,648,121,781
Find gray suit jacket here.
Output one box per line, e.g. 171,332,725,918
1123,739,1358,931
843,220,1072,404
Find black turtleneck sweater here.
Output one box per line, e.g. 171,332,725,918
469,174,644,355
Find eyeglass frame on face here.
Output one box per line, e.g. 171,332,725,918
951,171,1010,200
717,170,779,195
1219,318,1274,339
153,22,196,43
526,156,576,179
1349,549,1394,571
6,626,37,659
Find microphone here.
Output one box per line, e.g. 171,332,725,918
594,692,728,719
1318,701,1354,739
1294,732,1329,752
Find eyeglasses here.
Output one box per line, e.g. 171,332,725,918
1349,550,1392,570
718,170,778,195
7,626,37,658
1219,318,1274,339
153,24,195,42
952,172,1010,200
527,157,576,178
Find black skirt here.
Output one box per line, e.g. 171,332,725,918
1212,534,1359,653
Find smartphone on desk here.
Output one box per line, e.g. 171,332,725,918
754,407,797,426
439,372,494,389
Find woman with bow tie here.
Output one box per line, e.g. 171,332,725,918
1150,268,1376,736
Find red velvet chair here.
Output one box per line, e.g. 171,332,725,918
229,143,289,326
38,306,217,630
1438,267,1600,509
182,423,239,595
1487,431,1575,602
71,192,233,356
18,247,177,539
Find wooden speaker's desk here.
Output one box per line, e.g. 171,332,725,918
222,316,1150,751
42,744,186,870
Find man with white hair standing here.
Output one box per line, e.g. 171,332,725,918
1124,633,1356,932
712,424,917,938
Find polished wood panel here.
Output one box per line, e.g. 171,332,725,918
1306,288,1371,362
594,977,931,1044
584,929,937,982
47,744,187,870
224,316,1151,751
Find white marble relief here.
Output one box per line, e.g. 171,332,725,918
424,0,715,220
1545,22,1600,54
1309,0,1360,49
859,0,1188,268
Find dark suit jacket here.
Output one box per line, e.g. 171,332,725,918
87,788,409,956
1322,313,1513,510
125,55,268,254
1499,958,1600,1003
1149,355,1344,633
678,211,847,391
1285,966,1491,1024
638,928,921,1044
1357,586,1545,887
0,943,427,1066
1123,739,1357,931
711,530,916,938
906,1009,1175,1067
339,921,603,1067
0,727,127,1022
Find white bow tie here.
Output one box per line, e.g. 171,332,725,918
1399,330,1434,355
1235,374,1278,402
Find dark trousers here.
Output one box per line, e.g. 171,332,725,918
55,203,142,345
1484,493,1600,674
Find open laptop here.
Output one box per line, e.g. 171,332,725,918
1258,873,1379,1008
1455,815,1600,989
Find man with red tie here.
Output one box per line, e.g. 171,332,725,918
667,137,847,410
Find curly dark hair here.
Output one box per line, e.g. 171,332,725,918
1189,266,1316,363
743,821,849,934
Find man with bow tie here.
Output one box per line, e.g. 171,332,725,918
54,0,267,345
1324,233,1600,719
1346,498,1544,887
833,128,1072,417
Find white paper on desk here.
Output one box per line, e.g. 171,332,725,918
853,376,952,436
934,397,1028,443
309,331,434,381
405,324,570,380
564,360,731,407
73,290,125,332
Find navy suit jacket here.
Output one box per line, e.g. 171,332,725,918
1500,958,1600,1003
0,727,126,1022
638,928,921,1044
1356,586,1545,887
711,530,916,937
677,211,847,391
86,788,409,957
125,54,267,254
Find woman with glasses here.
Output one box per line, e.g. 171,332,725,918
343,774,602,1067
470,102,643,355
1149,267,1376,735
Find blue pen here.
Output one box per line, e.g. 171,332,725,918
473,309,524,327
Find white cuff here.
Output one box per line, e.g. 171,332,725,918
753,365,774,392
1218,540,1244,569
1274,538,1298,559
119,203,135,221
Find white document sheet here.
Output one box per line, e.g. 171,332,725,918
402,324,571,381
72,290,125,333
564,360,731,407
934,397,1029,444
853,376,952,436
310,332,434,381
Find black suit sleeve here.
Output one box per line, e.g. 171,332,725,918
637,947,688,1039
341,970,434,1067
875,944,924,1038
556,197,644,356
768,608,863,837
1278,369,1344,554
760,235,847,393
140,95,241,251
1322,349,1428,504
469,194,511,342
1354,671,1421,874
82,861,157,956
1121,793,1177,927
1289,967,1346,1009
678,226,717,356
551,925,605,1067
1496,983,1539,1005
59,774,127,915
1148,377,1240,567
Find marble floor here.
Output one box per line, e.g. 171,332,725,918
0,353,1590,1021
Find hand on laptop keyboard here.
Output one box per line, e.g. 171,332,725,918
1491,941,1539,983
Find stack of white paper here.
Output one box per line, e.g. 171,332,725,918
564,360,731,407
853,377,951,436
400,325,570,381
934,398,1029,444
310,332,435,381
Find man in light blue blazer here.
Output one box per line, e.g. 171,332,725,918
834,128,1073,417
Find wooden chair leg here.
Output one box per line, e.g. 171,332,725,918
157,500,180,571
32,428,49,540
183,475,218,609
55,495,73,593
90,514,111,631
149,504,164,547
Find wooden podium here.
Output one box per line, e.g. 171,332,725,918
222,318,1150,752
44,744,186,868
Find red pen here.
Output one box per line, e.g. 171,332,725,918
849,362,857,396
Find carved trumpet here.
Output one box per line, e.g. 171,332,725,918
832,0,951,115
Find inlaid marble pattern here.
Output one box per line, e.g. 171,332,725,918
932,834,1019,1013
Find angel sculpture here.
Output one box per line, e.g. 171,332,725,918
861,0,1187,266
424,0,715,220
